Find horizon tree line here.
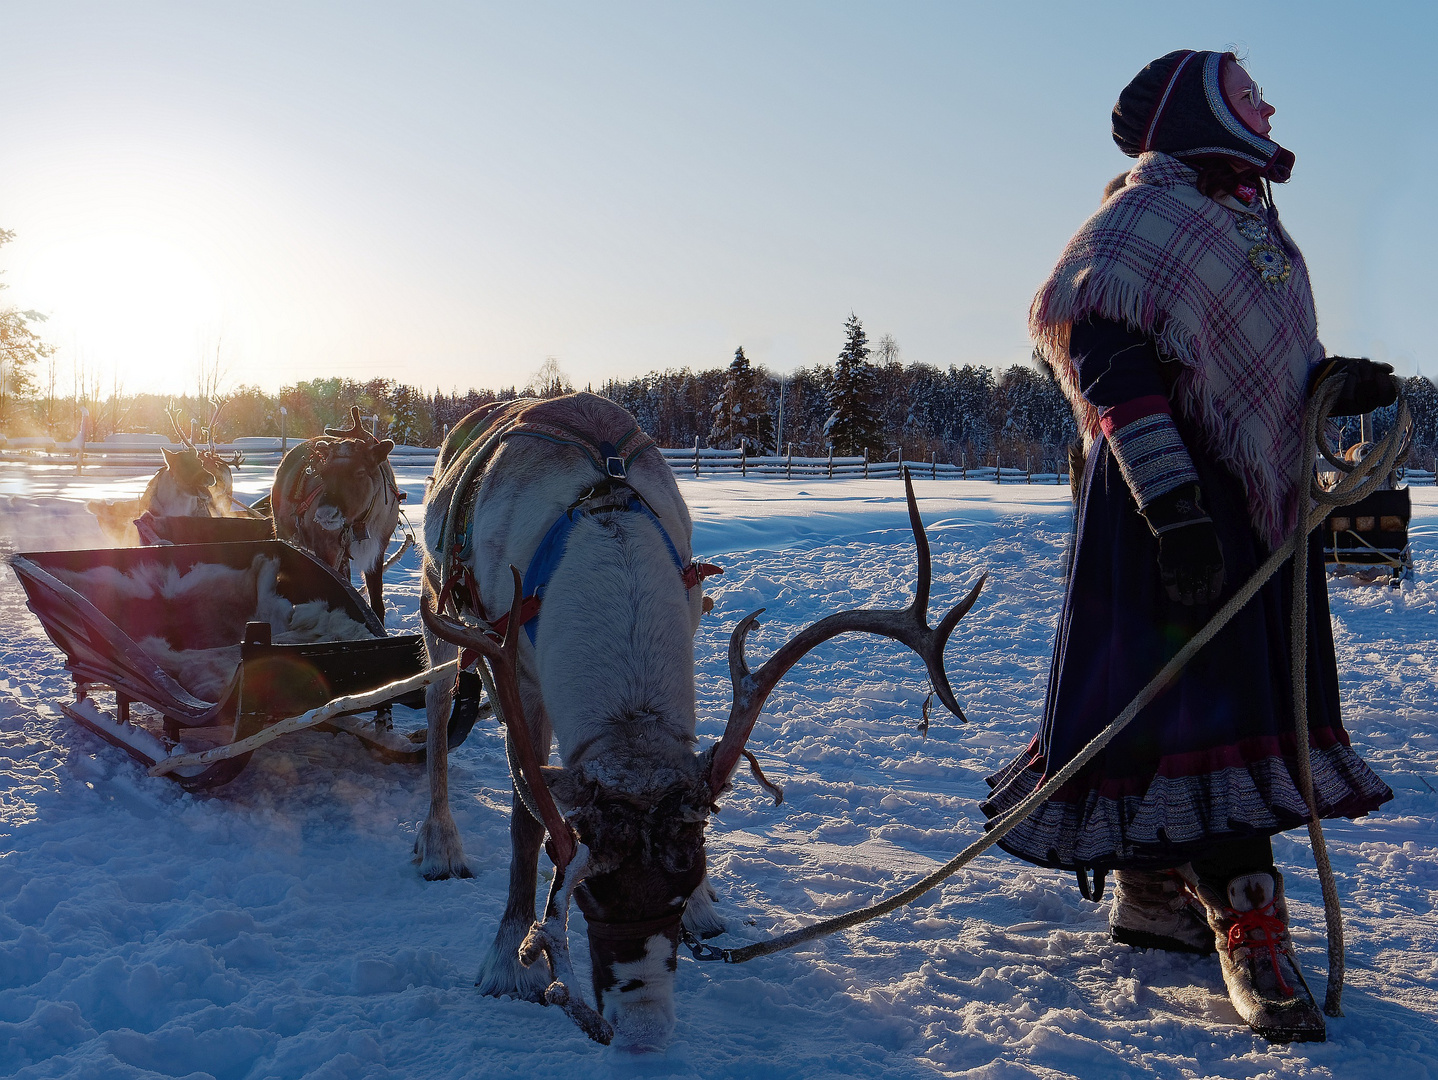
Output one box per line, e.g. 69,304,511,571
2,301,1436,473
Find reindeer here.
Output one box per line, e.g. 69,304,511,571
415,393,982,1050
161,400,263,520
85,402,250,545
186,400,255,518
271,407,402,619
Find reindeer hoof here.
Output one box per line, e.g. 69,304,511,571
478,930,552,1002
413,815,472,880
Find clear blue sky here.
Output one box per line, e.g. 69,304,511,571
2,1,1433,395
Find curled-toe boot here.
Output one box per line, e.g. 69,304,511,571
1109,867,1214,954
1192,869,1326,1043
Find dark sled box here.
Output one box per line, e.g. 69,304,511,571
10,540,427,788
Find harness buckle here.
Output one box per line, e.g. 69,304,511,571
680,928,732,963
598,439,627,478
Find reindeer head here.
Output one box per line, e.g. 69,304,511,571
299,436,396,568
543,760,713,1048
166,403,241,513
154,446,219,517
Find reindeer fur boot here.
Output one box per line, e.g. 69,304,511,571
1190,869,1326,1043
1109,867,1214,954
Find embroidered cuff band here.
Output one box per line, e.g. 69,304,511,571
1101,402,1199,509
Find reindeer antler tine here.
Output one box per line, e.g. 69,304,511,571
728,609,765,690
901,468,932,615
419,572,576,872
167,407,197,449
939,573,986,635
323,405,371,440
923,573,986,721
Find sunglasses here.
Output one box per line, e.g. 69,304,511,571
1240,84,1266,110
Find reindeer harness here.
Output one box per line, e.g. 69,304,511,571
281,439,404,570
434,405,720,647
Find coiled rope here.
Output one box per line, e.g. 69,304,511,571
700,373,1411,1021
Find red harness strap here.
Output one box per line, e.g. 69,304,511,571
682,561,724,590
488,594,543,637
437,546,544,669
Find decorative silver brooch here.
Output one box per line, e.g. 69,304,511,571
1236,212,1292,286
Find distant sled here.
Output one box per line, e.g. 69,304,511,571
1319,415,1414,587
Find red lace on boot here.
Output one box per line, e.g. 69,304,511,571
1225,902,1295,998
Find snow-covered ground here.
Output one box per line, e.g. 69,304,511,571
1,462,1435,1079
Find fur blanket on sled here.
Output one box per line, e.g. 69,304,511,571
52,555,375,700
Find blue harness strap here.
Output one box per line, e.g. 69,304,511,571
518,491,690,646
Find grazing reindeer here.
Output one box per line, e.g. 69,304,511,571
271,407,401,619
416,393,982,1049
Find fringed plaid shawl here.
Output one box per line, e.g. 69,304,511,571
1032,152,1324,548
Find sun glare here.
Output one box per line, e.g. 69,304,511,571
18,232,225,397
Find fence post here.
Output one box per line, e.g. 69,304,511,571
961,453,967,481
741,445,747,478
828,448,833,479
931,451,937,480
995,453,1001,484
787,442,793,480
694,436,700,478
863,447,869,480
1026,455,1032,484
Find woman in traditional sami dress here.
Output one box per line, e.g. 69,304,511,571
982,50,1397,1043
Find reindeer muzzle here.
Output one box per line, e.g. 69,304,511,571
580,907,685,1044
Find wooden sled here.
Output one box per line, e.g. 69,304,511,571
1322,487,1413,587
140,512,275,545
10,540,482,790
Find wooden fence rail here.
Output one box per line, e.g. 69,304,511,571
6,435,1434,487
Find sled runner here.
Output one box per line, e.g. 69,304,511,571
9,539,469,790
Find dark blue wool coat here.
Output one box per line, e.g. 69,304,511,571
982,318,1392,873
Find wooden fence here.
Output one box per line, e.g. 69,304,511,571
5,434,1436,487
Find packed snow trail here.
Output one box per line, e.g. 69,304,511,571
1,467,1435,1078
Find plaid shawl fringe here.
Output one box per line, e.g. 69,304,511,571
1031,153,1321,549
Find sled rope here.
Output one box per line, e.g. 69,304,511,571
148,660,461,775
1289,379,1408,1016
701,375,1410,995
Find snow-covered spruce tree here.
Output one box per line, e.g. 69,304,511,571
823,314,881,457
709,346,771,452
